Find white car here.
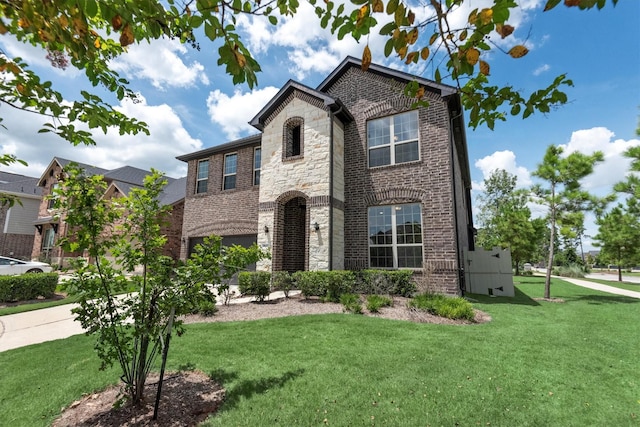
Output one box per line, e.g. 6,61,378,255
0,256,54,275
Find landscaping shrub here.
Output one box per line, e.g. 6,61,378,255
409,292,475,321
292,271,327,298
365,294,393,313
354,269,415,296
0,273,58,302
324,270,356,302
190,299,218,316
292,270,414,300
238,271,271,301
551,264,586,278
271,271,294,298
339,293,362,314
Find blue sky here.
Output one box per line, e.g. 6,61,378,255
1,0,638,251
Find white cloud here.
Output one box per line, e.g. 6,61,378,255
236,1,389,79
111,38,209,89
473,150,533,191
206,86,280,140
0,96,202,179
558,127,640,192
533,64,550,76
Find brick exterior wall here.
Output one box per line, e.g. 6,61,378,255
180,142,260,259
324,67,463,294
161,200,184,260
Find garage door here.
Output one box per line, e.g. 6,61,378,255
187,235,258,284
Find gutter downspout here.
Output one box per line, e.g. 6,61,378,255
327,104,344,271
448,106,465,295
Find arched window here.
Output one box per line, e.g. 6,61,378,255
283,117,304,160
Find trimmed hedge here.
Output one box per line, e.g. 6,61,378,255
238,271,271,301
293,269,414,300
353,270,415,297
238,269,416,302
271,271,294,298
0,273,59,302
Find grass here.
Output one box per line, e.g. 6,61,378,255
1,277,638,426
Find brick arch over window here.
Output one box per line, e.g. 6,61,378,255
273,190,310,272
364,187,427,206
282,117,304,160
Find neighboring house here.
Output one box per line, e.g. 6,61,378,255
177,57,475,295
0,171,42,259
32,157,186,265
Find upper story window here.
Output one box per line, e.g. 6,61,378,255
47,183,59,210
223,153,237,190
196,159,209,194
368,203,423,269
367,110,419,168
253,147,261,186
283,117,304,160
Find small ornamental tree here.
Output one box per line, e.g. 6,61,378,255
531,145,604,299
594,202,640,281
56,164,267,407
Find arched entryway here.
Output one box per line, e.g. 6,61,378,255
273,193,309,273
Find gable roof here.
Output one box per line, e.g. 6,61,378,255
250,80,353,131
37,157,109,186
103,166,160,187
37,157,186,205
317,56,458,97
159,176,188,206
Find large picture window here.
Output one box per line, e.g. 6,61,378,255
368,203,423,268
196,159,209,194
367,111,419,167
223,153,237,190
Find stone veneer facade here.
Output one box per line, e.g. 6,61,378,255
177,58,473,295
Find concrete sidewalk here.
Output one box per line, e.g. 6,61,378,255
0,287,300,353
558,277,640,299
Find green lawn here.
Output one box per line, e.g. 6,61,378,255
1,277,638,426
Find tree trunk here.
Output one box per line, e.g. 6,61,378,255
545,199,556,299
618,265,622,282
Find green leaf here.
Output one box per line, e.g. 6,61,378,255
268,15,277,25
510,104,521,116
543,0,562,11
384,39,394,57
386,0,398,15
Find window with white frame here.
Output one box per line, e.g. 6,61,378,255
253,147,261,186
368,203,423,268
47,183,59,210
367,110,419,167
196,159,209,194
223,153,237,190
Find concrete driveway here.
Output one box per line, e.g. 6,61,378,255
0,286,299,353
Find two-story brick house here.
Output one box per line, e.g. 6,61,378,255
177,57,474,295
32,157,186,265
